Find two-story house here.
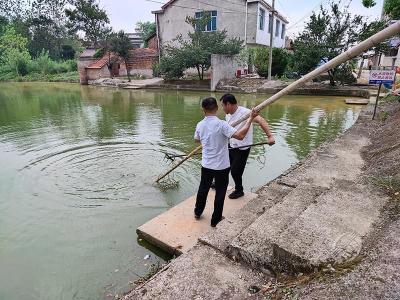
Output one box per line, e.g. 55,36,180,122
152,0,289,50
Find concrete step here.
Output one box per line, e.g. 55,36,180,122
272,181,389,273
122,244,269,300
199,182,293,253
277,129,369,189
137,187,256,255
227,184,327,273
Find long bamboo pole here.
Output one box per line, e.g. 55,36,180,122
155,20,400,183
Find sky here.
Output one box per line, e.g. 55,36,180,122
99,0,385,38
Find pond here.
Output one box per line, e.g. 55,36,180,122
0,82,362,300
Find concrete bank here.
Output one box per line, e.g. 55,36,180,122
146,82,371,98
121,102,398,300
87,77,372,98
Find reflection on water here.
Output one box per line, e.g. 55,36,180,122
0,82,362,300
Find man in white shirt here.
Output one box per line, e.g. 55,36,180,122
220,93,275,199
194,97,258,227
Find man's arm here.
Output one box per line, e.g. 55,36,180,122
254,115,275,145
231,109,258,140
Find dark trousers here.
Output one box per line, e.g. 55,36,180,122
229,148,251,192
195,167,230,225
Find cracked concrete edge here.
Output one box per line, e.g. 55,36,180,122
122,243,269,300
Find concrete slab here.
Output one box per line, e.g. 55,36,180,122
137,187,257,255
227,184,327,273
277,128,369,189
345,98,369,105
272,181,389,272
199,182,293,253
122,244,269,300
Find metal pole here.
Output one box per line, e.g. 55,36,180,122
165,141,272,160
268,0,275,81
372,83,382,120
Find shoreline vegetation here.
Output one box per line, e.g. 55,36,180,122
0,71,79,83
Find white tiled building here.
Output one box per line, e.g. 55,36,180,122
153,0,289,49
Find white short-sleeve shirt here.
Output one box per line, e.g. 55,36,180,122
226,106,253,150
194,116,237,170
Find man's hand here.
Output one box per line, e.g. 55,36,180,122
267,135,275,146
249,108,259,121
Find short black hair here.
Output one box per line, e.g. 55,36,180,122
201,97,218,112
220,93,237,105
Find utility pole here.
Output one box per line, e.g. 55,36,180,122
268,0,275,81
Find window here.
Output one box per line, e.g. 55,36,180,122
268,14,272,33
281,23,285,39
259,8,265,30
195,11,217,32
275,19,280,37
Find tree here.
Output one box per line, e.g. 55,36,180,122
136,21,156,47
362,0,376,8
0,26,31,75
292,2,364,85
111,31,133,82
383,0,400,20
65,0,110,46
362,0,400,19
160,13,243,80
253,47,290,78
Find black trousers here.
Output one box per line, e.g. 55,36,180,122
229,148,251,192
195,167,230,225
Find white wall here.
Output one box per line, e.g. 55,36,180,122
381,51,400,67
255,3,287,48
210,54,240,91
157,0,247,46
156,0,288,49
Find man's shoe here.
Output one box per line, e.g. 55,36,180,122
228,190,244,199
210,181,216,189
194,214,201,220
211,216,225,227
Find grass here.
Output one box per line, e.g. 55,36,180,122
369,176,400,199
259,257,364,299
0,71,79,83
381,94,400,104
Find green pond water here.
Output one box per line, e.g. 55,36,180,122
0,82,362,300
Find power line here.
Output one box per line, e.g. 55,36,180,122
286,0,328,31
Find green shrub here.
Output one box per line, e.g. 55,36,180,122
61,45,76,60
93,48,106,59
159,55,185,79
66,59,77,72
254,47,290,78
36,50,54,74
16,57,29,76
152,63,160,77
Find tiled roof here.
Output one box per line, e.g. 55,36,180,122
80,48,97,58
87,53,118,69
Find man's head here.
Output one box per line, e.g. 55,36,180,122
201,97,218,115
220,93,238,114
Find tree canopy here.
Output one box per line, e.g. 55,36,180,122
136,21,156,47
65,0,110,46
362,0,400,20
110,31,133,82
293,2,365,85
